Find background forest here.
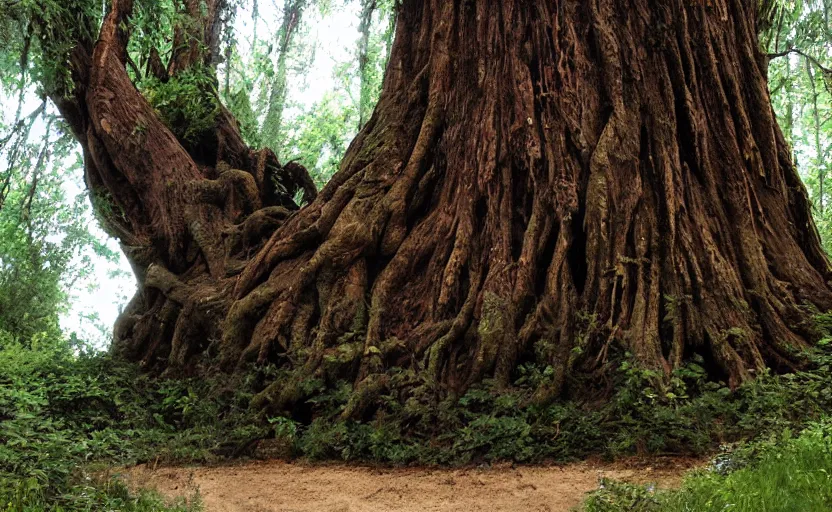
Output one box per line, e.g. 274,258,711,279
2,0,832,511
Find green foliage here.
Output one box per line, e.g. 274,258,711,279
0,112,116,341
581,420,832,512
581,479,660,512
4,477,199,512
221,0,393,184
764,0,832,252
0,0,101,96
0,336,204,510
224,87,262,147
282,91,357,186
127,0,177,77
0,332,271,510
142,69,220,143
251,338,832,466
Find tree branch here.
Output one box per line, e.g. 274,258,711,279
768,48,832,75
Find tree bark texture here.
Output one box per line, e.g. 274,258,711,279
57,0,832,413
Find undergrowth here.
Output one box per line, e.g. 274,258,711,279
580,420,832,512
269,343,832,465
264,312,832,464
1,331,226,510
4,315,832,509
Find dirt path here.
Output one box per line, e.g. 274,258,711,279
119,457,701,512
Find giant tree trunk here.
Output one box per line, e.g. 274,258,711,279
59,0,832,413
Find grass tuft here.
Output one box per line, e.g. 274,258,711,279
581,420,832,512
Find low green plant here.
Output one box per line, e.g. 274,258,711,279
0,332,257,510
580,478,660,512
4,476,199,512
581,420,832,512
5,314,832,511
250,338,832,466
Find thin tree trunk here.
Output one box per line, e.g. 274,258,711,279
357,0,377,130
785,56,794,148
807,59,825,213
261,0,306,156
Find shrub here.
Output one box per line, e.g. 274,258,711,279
1,334,226,510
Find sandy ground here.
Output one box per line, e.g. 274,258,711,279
119,457,701,512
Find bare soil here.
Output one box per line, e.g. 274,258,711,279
119,457,702,512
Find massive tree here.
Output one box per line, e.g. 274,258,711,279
26,0,832,411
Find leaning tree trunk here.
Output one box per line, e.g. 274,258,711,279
59,0,832,413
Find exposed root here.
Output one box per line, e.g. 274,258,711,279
93,0,832,421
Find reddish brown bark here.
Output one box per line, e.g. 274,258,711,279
55,0,832,414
